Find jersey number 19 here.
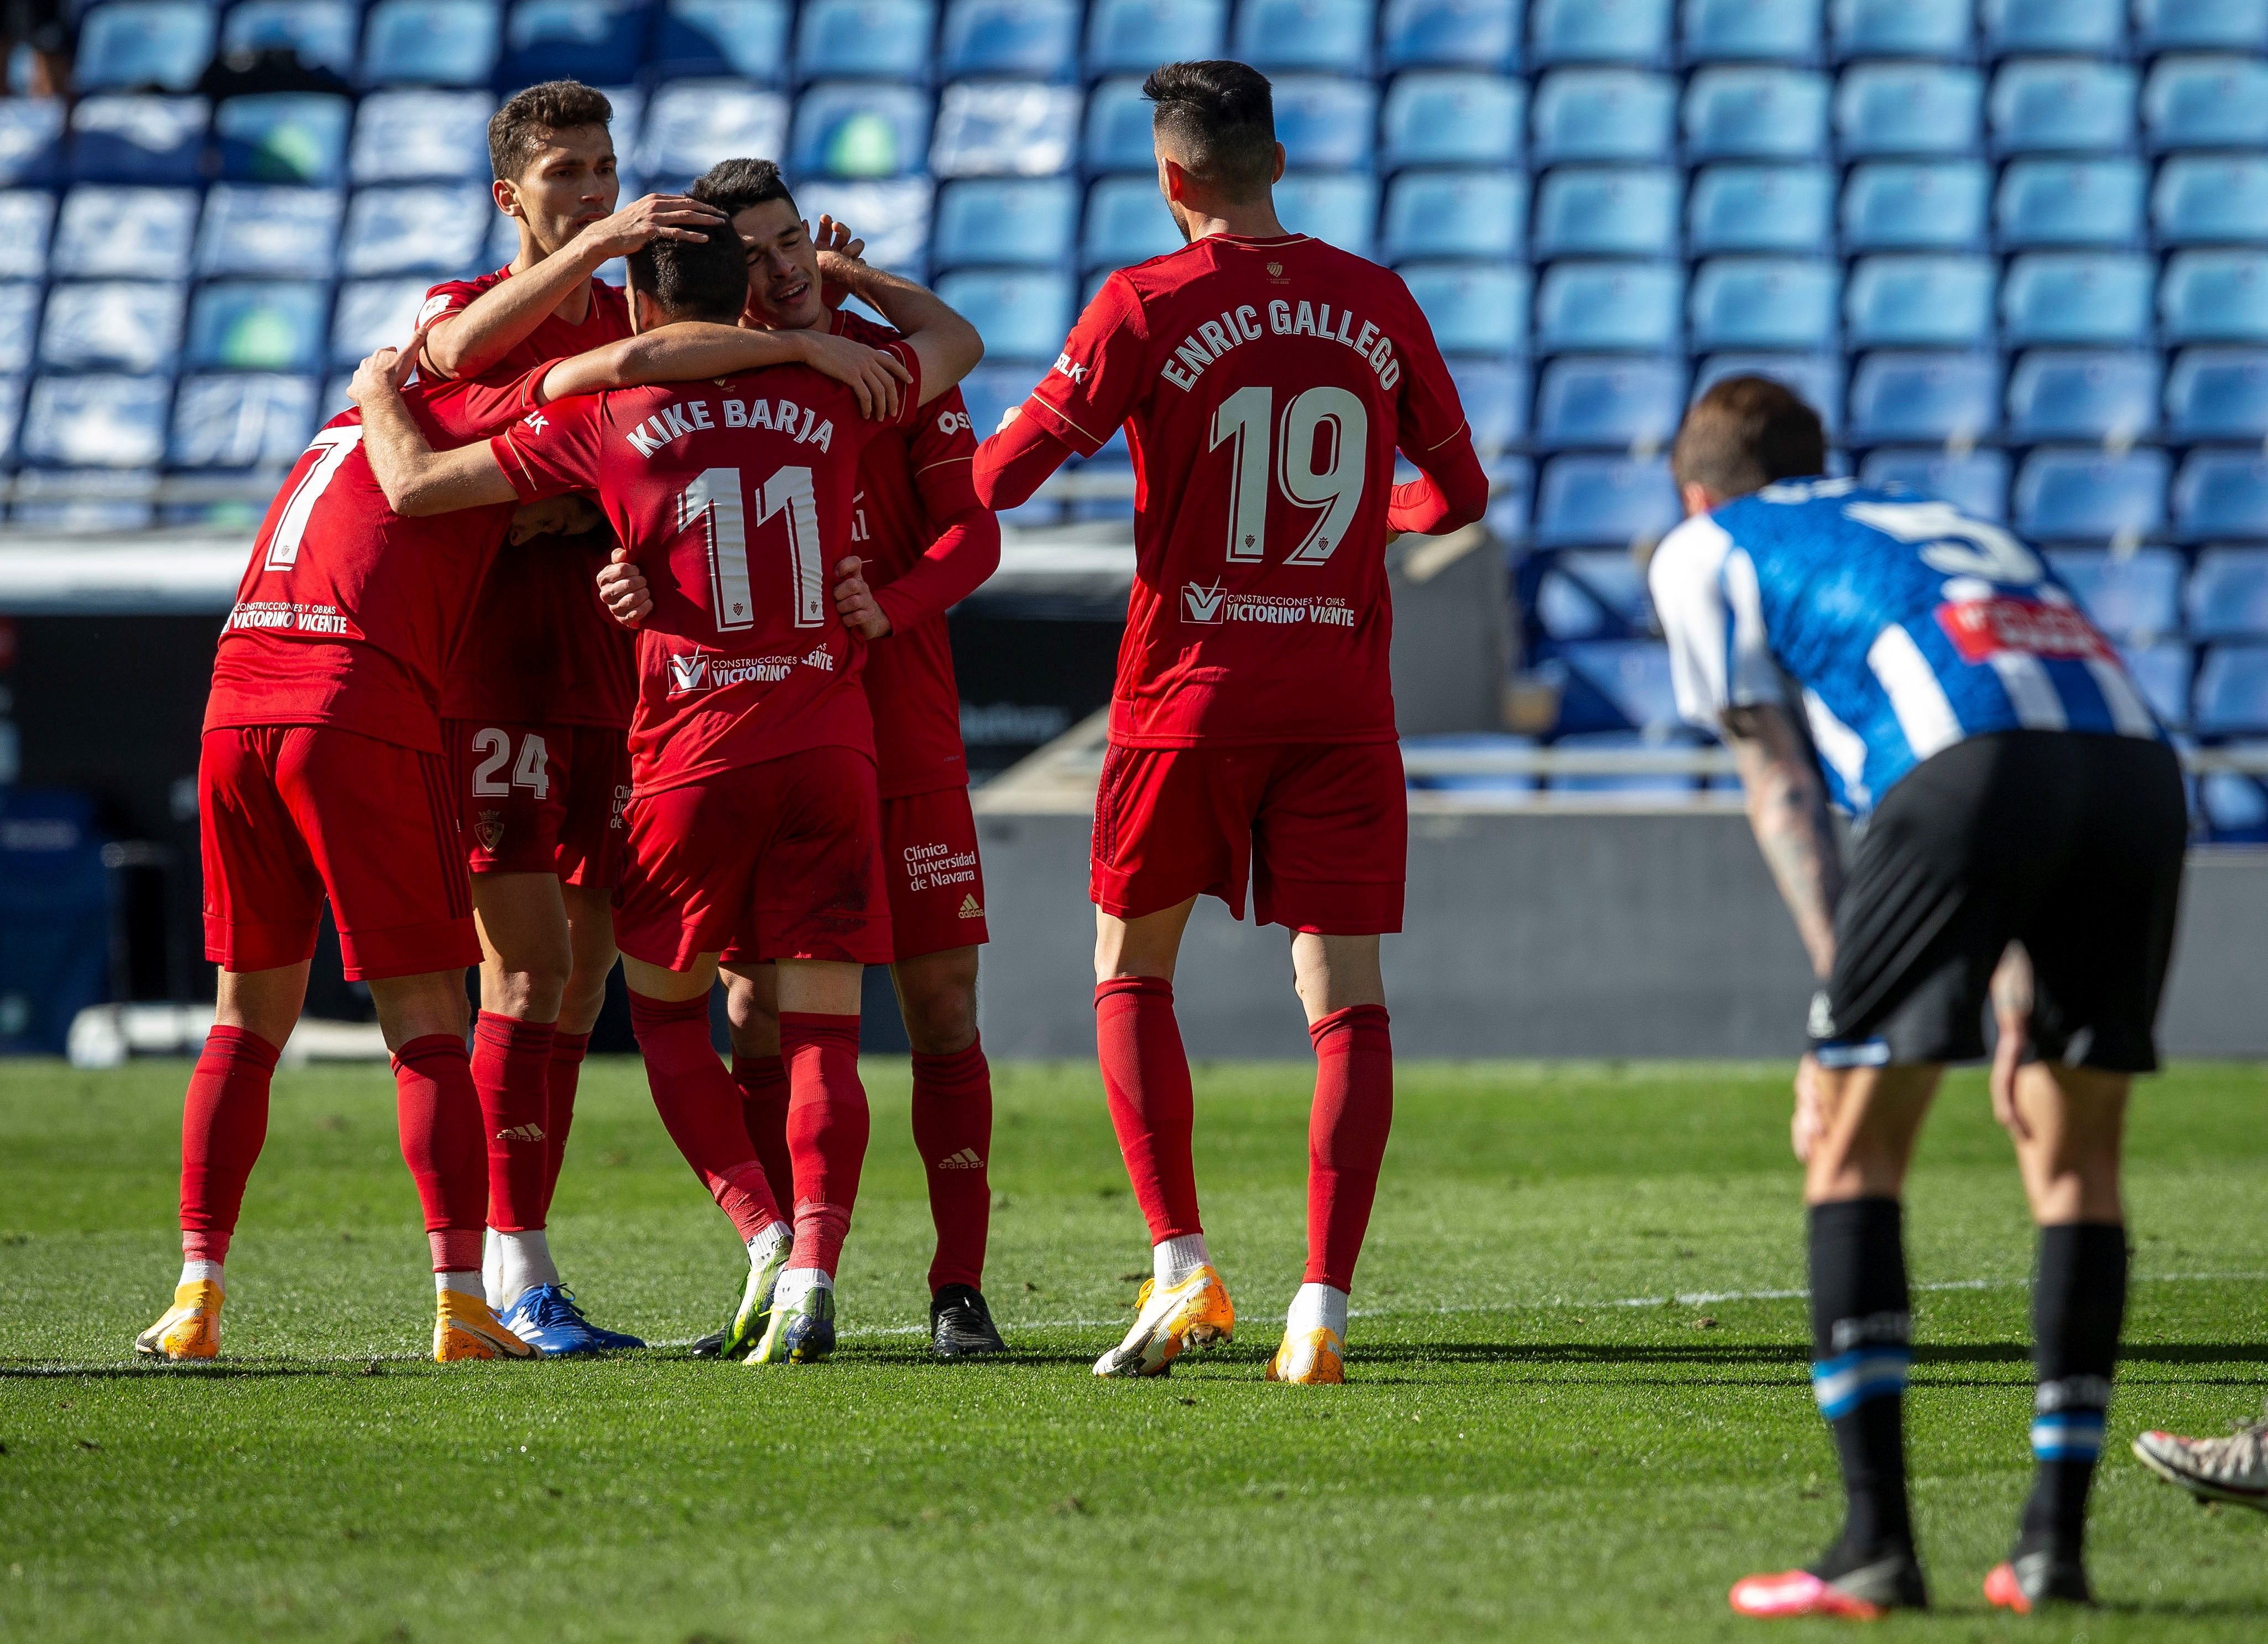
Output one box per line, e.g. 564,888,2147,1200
1209,386,1369,566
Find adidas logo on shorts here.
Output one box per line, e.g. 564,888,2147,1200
958,893,984,919
494,1123,546,1143
935,1148,985,1170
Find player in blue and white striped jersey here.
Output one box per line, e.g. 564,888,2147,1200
1649,377,2188,1621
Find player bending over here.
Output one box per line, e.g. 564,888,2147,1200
137,269,890,1365
1649,378,2184,1617
598,159,1010,1359
351,223,982,1365
972,60,1488,1383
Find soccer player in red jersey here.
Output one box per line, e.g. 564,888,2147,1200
973,61,1489,1383
350,225,983,1365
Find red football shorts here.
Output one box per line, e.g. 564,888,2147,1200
879,785,990,960
443,718,629,888
200,725,480,981
1091,740,1407,934
614,745,893,971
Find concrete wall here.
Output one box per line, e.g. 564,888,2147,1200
972,808,2267,1060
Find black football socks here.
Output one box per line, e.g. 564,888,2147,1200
2018,1221,2128,1565
1807,1197,1917,1578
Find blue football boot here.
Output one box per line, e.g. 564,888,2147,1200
746,1282,835,1364
499,1284,645,1354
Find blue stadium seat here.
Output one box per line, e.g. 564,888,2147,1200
1995,158,2144,249
794,0,936,81
1848,351,1999,443
214,94,350,187
1274,76,1378,169
635,83,790,190
1086,0,1227,77
1402,262,1530,354
1450,357,1528,454
222,0,361,77
2188,547,2268,637
791,85,930,180
169,374,321,470
1988,60,2136,155
349,91,494,184
2003,253,2155,345
1400,732,1540,796
2135,0,2268,50
74,3,217,94
1683,67,1829,161
2198,754,2268,839
1083,77,1159,171
38,282,185,373
797,176,932,274
2142,55,2268,150
0,283,37,374
1234,0,1374,73
2194,643,2268,731
1836,64,1983,159
194,185,343,278
1078,174,1180,270
2167,347,2268,438
21,376,171,469
1535,166,1681,258
329,278,428,368
931,83,1080,178
1689,257,1838,350
1277,171,1378,253
1693,351,1844,433
1535,354,1685,449
1531,0,1673,65
1682,0,1822,63
2012,446,2170,539
1536,261,1683,353
1537,550,1654,639
1859,447,2011,518
498,0,649,84
1687,163,1832,253
1831,0,1974,58
1845,255,1996,347
2045,547,2183,641
0,193,54,282
183,282,330,373
69,95,207,184
2120,639,2194,724
2006,348,2160,441
2161,250,2268,344
936,269,1072,359
362,0,502,87
940,0,1080,79
1383,171,1525,261
1842,161,1990,251
1383,0,1521,70
1381,72,1523,169
0,101,64,189
2175,449,2268,538
653,0,792,82
53,185,197,280
342,185,492,276
934,177,1077,269
1547,726,1708,785
956,363,1031,442
2153,157,2268,248
1534,456,1681,545
1982,0,2126,54
1531,69,1678,164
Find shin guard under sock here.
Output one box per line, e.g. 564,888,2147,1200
780,1012,868,1277
729,1052,796,1212
392,1034,488,1273
179,1026,283,1265
541,1029,588,1219
471,1011,555,1235
1093,976,1202,1242
1304,1004,1394,1291
910,1038,993,1292
627,991,781,1242
2020,1222,2127,1561
1808,1197,1916,1570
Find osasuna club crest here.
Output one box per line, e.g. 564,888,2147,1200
476,809,505,852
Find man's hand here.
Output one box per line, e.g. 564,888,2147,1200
1791,1052,1829,1163
508,494,602,545
596,546,651,629
812,215,867,309
832,555,890,638
573,193,725,261
801,330,911,421
347,341,419,408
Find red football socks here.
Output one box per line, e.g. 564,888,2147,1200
1305,1004,1395,1290
627,990,781,1242
779,1012,869,1277
178,1025,283,1264
910,1038,994,1292
543,1029,588,1218
729,1051,796,1213
1094,976,1203,1242
471,1010,555,1235
392,1033,488,1273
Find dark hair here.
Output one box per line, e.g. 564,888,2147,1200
691,156,799,222
489,80,614,181
1143,60,1278,201
1671,376,1829,500
628,227,750,324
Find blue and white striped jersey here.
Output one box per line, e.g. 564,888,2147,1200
1649,478,2160,813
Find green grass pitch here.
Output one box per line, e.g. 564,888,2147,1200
4,1056,2266,1640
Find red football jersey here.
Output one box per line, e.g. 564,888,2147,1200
204,372,540,754
488,347,925,795
425,268,638,729
1015,233,1469,748
832,308,984,799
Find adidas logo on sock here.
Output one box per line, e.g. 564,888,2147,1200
494,1123,546,1143
936,1147,985,1170
958,893,984,918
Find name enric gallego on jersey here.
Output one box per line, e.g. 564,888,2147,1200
1181,580,1358,627
664,647,837,695
1141,297,1405,393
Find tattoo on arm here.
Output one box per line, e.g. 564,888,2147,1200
1724,703,1845,979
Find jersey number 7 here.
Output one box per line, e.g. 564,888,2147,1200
1210,386,1369,566
677,465,825,632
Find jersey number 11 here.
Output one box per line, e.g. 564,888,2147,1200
677,465,823,632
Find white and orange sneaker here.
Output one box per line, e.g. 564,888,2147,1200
434,1287,538,1362
1093,1265,1235,1378
1266,1326,1347,1385
135,1279,222,1360
1729,1550,1927,1620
